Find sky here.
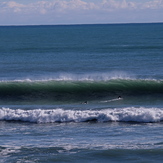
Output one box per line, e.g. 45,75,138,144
0,0,163,25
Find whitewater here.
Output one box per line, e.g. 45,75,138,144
1,107,163,123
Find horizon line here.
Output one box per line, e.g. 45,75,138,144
0,22,163,27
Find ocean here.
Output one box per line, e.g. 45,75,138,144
0,23,163,162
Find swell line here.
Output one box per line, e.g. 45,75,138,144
0,79,163,102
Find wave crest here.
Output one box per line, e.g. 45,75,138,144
0,79,163,102
0,107,163,123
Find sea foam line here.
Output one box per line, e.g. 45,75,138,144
0,71,134,82
0,107,163,123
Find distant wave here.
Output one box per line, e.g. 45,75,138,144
0,79,163,102
0,107,163,123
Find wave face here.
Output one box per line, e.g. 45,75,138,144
0,79,163,102
0,107,163,123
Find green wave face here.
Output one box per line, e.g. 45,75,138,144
0,79,163,103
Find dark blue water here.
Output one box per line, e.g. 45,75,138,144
0,23,163,162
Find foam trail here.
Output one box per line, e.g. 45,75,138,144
100,97,123,103
0,107,163,123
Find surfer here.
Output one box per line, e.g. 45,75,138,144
118,96,122,99
82,101,88,104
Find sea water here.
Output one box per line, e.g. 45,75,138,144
0,23,163,162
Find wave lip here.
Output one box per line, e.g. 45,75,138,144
0,107,163,123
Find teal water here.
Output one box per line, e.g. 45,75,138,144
0,24,163,80
0,23,163,162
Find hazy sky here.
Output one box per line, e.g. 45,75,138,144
0,0,163,25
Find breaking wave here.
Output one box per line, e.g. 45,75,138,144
0,78,163,102
0,107,163,123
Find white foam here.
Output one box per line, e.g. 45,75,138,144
0,71,134,82
0,107,163,123
0,146,21,157
50,71,134,81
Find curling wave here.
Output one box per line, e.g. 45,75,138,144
0,79,163,102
